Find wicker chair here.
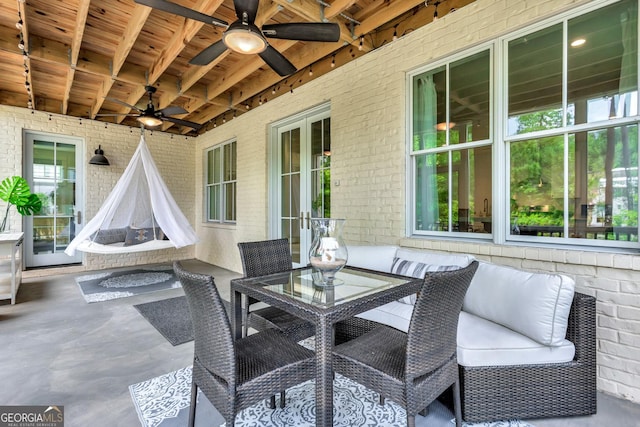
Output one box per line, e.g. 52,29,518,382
333,261,479,427
237,238,315,342
459,292,597,422
173,261,315,427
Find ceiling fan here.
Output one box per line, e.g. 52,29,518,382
135,0,341,76
99,85,203,131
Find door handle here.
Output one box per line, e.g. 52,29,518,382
306,211,311,229
77,210,82,224
300,212,304,229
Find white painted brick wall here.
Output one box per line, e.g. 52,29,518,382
191,0,638,406
0,106,196,270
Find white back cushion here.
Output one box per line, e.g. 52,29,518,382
391,259,461,305
346,245,398,272
463,261,575,346
395,248,475,268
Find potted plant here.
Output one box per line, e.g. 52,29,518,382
0,176,42,232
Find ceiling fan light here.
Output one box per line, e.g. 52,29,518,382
224,27,266,54
137,115,163,127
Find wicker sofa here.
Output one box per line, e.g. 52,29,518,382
341,245,597,422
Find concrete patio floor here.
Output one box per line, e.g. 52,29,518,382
1,259,638,427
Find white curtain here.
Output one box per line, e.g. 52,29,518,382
414,75,440,230
65,135,198,255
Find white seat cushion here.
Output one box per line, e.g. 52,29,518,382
346,245,398,272
463,261,575,346
457,311,575,367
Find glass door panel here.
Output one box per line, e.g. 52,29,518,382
24,133,83,267
272,106,331,267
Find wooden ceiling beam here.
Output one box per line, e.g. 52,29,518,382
92,4,152,120
325,0,358,18
182,41,367,134
0,88,29,106
62,0,91,114
17,0,32,109
354,0,426,36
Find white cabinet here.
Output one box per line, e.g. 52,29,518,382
0,232,23,304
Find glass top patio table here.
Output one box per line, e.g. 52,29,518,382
230,266,422,427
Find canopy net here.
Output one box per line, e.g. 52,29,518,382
65,135,198,255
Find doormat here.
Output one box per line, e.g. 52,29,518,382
76,265,181,303
134,296,193,346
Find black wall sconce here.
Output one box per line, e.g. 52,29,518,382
89,145,110,166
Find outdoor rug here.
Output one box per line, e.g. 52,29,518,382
130,365,534,427
76,265,181,303
134,296,193,346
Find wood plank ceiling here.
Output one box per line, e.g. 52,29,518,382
0,0,476,135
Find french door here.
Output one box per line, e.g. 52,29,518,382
270,105,331,266
23,131,84,267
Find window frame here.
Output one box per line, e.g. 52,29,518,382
406,0,640,251
406,43,494,240
502,0,640,250
204,139,237,224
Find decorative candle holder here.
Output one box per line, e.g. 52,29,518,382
309,218,348,286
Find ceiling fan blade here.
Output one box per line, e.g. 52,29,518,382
104,97,143,112
134,0,228,27
259,45,296,76
162,116,203,131
157,105,188,116
262,23,341,42
233,0,259,23
190,40,229,65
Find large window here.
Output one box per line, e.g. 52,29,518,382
205,140,236,223
410,49,492,234
507,0,639,248
409,0,640,249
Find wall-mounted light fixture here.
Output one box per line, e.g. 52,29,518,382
89,145,110,166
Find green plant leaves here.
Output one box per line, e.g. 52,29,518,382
0,176,42,221
0,176,31,206
16,193,42,216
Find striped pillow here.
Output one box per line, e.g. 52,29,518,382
391,258,461,305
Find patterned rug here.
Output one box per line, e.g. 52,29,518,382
75,265,181,303
129,366,534,427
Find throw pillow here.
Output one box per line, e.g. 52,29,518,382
90,228,128,245
391,258,461,305
124,226,165,246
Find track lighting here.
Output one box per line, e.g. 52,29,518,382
309,66,313,76
16,19,23,30
393,26,398,41
18,39,25,50
358,36,364,51
331,55,336,68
